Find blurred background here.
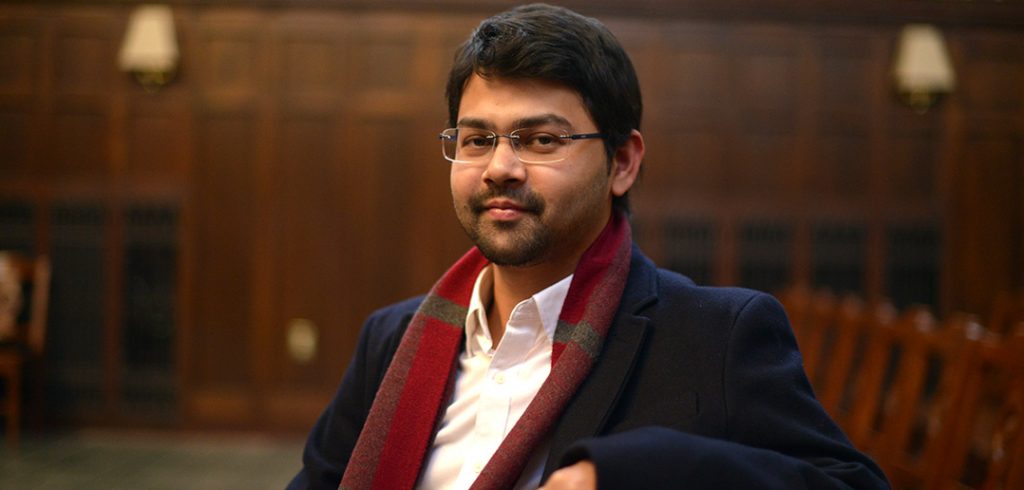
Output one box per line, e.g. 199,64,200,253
0,0,1021,486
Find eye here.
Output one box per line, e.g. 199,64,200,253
520,131,565,153
460,131,494,149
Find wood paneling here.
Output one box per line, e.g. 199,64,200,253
0,19,39,95
191,115,256,391
50,105,110,177
948,29,1024,318
53,14,118,95
273,115,350,389
125,97,190,179
0,2,1020,431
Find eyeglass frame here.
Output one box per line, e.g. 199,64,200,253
439,126,604,164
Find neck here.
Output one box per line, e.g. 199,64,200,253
486,258,577,346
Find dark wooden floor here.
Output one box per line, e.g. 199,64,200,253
0,429,304,489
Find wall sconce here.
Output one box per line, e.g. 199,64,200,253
118,4,178,93
892,24,955,114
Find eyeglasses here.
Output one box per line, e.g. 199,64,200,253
439,127,603,164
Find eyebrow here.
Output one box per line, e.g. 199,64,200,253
456,113,575,132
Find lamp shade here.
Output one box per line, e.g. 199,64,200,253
893,24,955,94
118,4,178,74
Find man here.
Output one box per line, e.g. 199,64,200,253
289,4,888,489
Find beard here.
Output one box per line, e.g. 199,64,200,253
456,187,550,267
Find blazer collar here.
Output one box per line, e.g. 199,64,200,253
619,244,660,315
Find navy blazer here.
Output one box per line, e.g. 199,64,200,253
289,247,889,489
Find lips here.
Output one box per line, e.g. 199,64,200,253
469,190,544,220
483,199,528,220
486,199,525,211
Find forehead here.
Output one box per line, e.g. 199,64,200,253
457,74,595,130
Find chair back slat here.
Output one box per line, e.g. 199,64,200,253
817,296,867,422
883,313,984,488
846,301,899,450
937,333,1024,490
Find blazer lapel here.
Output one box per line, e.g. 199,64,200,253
543,247,658,476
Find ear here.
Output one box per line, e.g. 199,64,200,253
610,129,644,197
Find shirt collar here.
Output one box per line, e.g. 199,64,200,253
465,265,573,357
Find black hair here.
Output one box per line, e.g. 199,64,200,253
445,3,642,213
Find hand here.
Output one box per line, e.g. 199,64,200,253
539,460,597,490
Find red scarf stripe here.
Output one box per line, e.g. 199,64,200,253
555,218,626,324
551,342,567,365
342,259,481,489
434,247,491,300
372,318,464,489
341,315,430,489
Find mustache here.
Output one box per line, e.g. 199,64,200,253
469,188,545,214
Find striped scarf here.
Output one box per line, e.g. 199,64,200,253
340,212,632,490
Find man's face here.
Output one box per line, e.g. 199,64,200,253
451,74,614,268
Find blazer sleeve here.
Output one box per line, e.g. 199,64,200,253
557,293,890,489
286,301,415,490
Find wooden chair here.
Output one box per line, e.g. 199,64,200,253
791,289,839,384
874,312,985,489
0,251,51,449
844,300,899,451
777,284,813,341
814,295,867,425
936,332,1024,489
990,290,1024,337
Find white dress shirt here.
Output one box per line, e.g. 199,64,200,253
417,266,573,490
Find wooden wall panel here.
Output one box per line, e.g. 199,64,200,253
811,32,875,200
0,19,38,95
0,105,32,173
812,129,870,198
53,18,117,95
639,24,729,197
274,115,350,389
125,97,190,179
194,11,263,112
887,121,940,203
0,14,42,177
732,28,802,198
347,116,420,302
959,34,1024,113
955,132,1022,314
816,33,875,114
0,2,1020,431
280,31,343,95
277,19,346,114
732,130,798,197
49,104,108,178
947,30,1024,316
191,115,256,390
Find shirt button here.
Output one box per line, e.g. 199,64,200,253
494,373,506,384
473,461,484,473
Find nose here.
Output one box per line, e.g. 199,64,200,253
482,136,525,187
